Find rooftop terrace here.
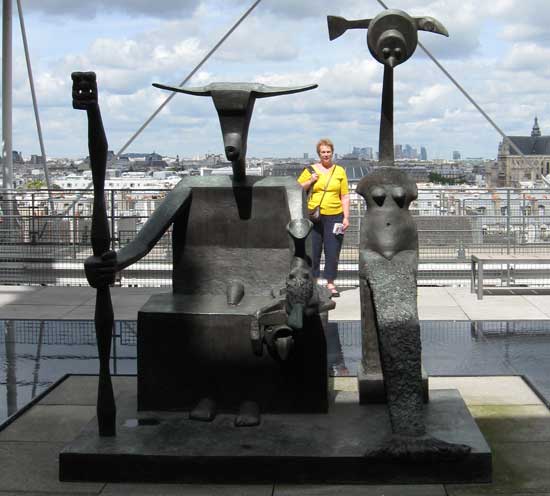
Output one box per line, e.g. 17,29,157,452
2,285,550,493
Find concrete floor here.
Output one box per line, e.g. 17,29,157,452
1,375,550,494
3,285,550,493
3,284,550,321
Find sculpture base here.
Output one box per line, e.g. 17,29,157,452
357,365,429,404
59,389,491,484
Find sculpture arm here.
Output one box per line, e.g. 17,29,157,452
116,181,192,270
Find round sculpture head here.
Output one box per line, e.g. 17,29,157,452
367,9,418,67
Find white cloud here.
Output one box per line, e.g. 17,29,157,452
7,0,550,160
22,0,202,19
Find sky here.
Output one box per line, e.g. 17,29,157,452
3,0,550,160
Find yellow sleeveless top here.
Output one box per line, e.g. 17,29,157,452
297,164,349,215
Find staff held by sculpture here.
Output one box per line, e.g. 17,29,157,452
71,72,116,436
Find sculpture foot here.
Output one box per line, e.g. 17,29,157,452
365,435,471,462
189,397,217,422
235,400,260,427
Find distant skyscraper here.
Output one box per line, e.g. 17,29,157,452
452,150,461,160
303,153,309,159
420,146,428,161
394,144,403,159
364,147,373,159
351,146,373,159
403,144,417,159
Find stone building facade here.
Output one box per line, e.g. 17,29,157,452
491,117,550,187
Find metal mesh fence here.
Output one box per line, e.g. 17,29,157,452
0,319,138,345
2,187,550,288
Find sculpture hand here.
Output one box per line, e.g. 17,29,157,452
84,250,117,288
71,71,98,110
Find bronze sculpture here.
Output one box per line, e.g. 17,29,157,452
328,9,470,458
72,72,116,436
60,10,492,484
75,74,333,430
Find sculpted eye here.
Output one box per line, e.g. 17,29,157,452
393,187,406,208
371,186,386,207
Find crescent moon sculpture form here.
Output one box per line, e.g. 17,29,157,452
328,9,470,459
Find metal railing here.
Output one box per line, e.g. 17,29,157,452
2,187,550,288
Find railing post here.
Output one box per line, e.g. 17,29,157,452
506,188,511,255
110,189,116,252
72,201,77,259
30,192,36,244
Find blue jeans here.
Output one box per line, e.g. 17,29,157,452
311,213,344,281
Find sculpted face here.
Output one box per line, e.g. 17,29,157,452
71,71,98,110
357,168,418,259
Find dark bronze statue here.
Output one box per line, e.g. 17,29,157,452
328,9,470,459
72,72,116,436
329,10,448,165
153,82,317,182
75,74,333,430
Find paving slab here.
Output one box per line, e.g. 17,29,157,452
331,377,357,392
523,295,550,318
101,483,273,495
448,291,547,320
274,484,446,495
0,284,42,307
0,303,74,319
418,287,458,305
430,377,542,406
3,284,550,322
418,304,468,320
446,441,550,495
329,288,360,320
17,286,95,306
0,492,98,496
88,292,157,309
0,404,96,442
468,404,550,444
40,376,136,406
0,441,104,494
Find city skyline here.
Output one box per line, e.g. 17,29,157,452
5,0,550,160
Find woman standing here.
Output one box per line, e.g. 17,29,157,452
298,138,350,297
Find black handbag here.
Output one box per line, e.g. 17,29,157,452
307,165,335,223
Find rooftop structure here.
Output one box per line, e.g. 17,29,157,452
493,117,550,187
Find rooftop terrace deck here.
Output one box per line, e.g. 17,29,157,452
3,284,550,321
3,285,550,493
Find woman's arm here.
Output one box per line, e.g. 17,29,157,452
297,165,319,191
341,193,350,231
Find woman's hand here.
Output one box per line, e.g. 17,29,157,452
342,217,350,231
309,173,319,185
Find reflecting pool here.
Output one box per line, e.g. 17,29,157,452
3,319,550,423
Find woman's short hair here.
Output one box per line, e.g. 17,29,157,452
316,138,334,155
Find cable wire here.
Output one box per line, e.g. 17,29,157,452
59,0,263,217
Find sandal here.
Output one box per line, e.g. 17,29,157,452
327,286,340,298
